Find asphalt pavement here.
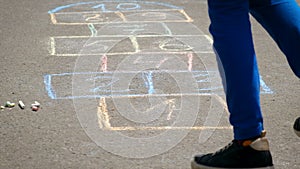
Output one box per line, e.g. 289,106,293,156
0,0,299,168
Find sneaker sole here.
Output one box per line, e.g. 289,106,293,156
294,129,300,137
191,160,275,169
294,117,300,137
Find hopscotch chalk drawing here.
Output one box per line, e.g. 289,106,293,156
45,1,274,158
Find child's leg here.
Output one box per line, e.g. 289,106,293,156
250,0,300,78
208,0,263,140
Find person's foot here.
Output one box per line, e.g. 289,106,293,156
294,117,300,137
191,131,274,169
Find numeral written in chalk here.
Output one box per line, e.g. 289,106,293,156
84,14,105,22
91,3,141,12
108,24,147,34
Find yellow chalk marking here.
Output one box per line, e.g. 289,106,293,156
50,13,57,24
97,97,111,128
204,35,213,44
84,14,102,22
129,35,140,52
179,9,194,22
115,11,127,22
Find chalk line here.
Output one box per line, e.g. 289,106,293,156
48,1,182,14
166,99,176,120
49,37,56,55
179,9,193,22
97,97,111,128
129,36,140,53
88,23,97,37
187,52,193,72
107,126,232,131
50,13,57,24
115,11,127,22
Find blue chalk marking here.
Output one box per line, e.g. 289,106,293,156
142,72,149,89
198,86,223,91
86,75,114,81
92,3,106,10
147,71,155,94
116,3,141,10
142,71,155,94
260,76,274,94
161,23,172,35
193,71,211,83
48,1,182,14
90,78,119,92
193,73,209,77
43,74,57,99
49,2,95,14
196,79,210,83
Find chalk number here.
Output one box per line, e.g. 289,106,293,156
92,3,141,12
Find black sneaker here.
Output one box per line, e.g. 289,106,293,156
191,132,274,169
294,117,300,137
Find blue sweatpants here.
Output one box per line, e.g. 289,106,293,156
208,0,300,140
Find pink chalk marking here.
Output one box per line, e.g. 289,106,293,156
187,52,193,72
156,57,169,68
133,56,142,64
101,55,108,72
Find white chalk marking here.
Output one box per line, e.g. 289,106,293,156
166,99,176,120
50,37,56,55
187,52,193,71
108,126,232,131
